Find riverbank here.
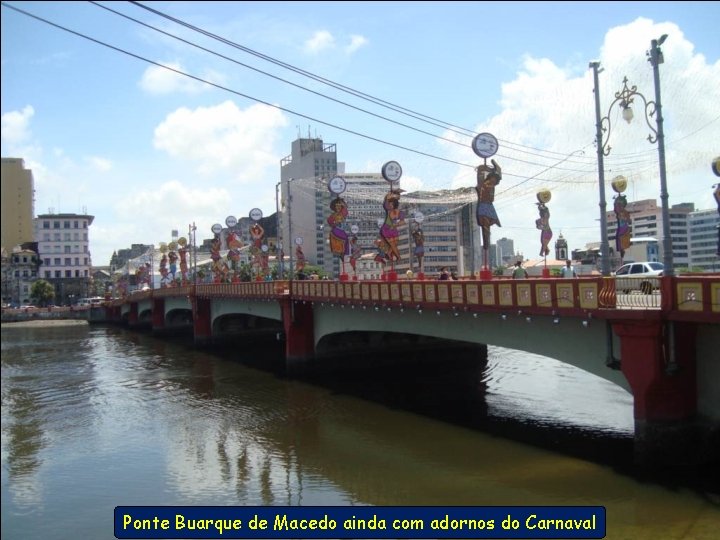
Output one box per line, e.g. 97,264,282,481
1,319,89,328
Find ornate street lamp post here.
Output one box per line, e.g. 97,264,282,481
589,34,673,276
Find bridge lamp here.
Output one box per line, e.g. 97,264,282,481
589,34,672,276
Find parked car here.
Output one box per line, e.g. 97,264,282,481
613,262,664,294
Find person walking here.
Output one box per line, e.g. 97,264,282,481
561,260,577,278
512,261,528,279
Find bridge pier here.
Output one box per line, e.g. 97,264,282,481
614,320,702,470
192,297,213,346
281,299,315,374
152,297,165,332
128,302,139,328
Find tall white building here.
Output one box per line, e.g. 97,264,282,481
34,213,94,304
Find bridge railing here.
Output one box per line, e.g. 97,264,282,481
291,277,604,317
104,275,719,322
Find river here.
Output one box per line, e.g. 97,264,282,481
1,321,718,539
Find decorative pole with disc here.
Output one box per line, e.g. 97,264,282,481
472,132,501,280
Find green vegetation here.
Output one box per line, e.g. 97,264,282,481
30,279,55,307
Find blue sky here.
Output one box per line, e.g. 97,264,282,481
2,1,719,266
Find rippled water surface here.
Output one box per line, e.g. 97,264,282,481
2,322,718,539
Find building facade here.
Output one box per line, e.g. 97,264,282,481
1,158,35,252
606,198,719,272
34,213,94,305
280,137,339,275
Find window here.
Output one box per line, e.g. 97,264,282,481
74,220,79,228
64,258,71,266
43,221,50,229
65,270,72,277
55,271,61,278
54,258,61,265
44,258,50,266
64,221,70,229
45,271,51,278
53,221,60,229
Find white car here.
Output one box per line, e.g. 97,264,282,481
613,262,664,294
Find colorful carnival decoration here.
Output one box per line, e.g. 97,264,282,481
472,133,501,279
158,242,169,286
535,189,552,277
412,211,425,279
349,224,361,280
713,157,719,254
225,215,243,279
167,241,178,283
611,176,632,260
327,175,351,279
377,161,405,280
210,223,227,283
248,208,268,280
178,236,189,283
294,237,306,276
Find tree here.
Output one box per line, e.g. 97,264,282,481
30,279,55,307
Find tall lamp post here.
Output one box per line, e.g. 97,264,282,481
275,181,284,279
589,34,673,276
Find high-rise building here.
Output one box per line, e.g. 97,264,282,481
1,158,35,251
34,213,94,304
280,137,339,275
495,237,515,266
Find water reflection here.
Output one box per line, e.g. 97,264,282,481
1,323,718,540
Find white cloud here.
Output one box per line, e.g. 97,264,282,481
304,30,335,54
85,156,112,172
153,100,288,181
139,62,222,94
1,105,34,145
346,35,368,54
440,17,720,260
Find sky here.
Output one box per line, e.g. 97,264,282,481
2,1,719,267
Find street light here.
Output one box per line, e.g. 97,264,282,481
275,181,283,278
589,34,673,276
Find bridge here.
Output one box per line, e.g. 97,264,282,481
98,274,719,470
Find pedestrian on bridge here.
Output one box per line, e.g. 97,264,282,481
561,260,577,278
512,261,528,279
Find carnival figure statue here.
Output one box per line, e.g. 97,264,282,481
327,196,350,274
475,159,502,267
411,223,425,272
535,190,552,258
379,189,406,264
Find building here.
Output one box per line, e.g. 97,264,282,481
606,198,719,272
495,237,515,266
34,213,94,305
1,244,40,306
687,208,719,271
280,137,339,275
1,158,35,252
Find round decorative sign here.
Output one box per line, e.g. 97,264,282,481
261,244,269,253
611,175,628,193
249,208,263,221
472,132,499,159
377,217,385,228
225,215,237,228
328,175,347,194
350,224,359,234
178,237,188,247
712,156,720,177
294,237,304,246
413,211,425,224
211,223,223,235
536,189,552,204
381,161,403,183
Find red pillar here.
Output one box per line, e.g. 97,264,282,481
613,320,698,467
193,297,213,345
281,298,315,372
128,302,139,327
152,297,165,331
